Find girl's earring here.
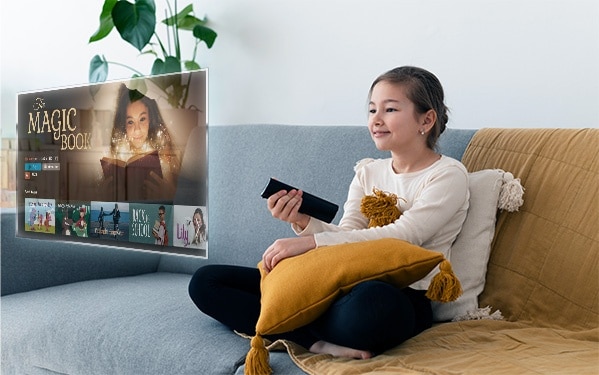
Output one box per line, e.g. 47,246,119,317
419,129,426,135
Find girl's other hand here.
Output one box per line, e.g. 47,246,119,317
262,236,317,273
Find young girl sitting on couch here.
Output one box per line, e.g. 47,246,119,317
188,66,469,359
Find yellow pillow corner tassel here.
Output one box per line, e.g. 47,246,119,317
360,188,403,228
244,335,272,375
425,259,463,303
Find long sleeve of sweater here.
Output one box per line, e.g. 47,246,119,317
292,156,469,289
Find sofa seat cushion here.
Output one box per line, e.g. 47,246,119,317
271,320,599,374
1,273,261,375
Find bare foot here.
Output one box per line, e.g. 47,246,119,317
309,340,373,359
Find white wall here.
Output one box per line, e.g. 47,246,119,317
2,0,598,138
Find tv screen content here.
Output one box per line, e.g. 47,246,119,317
16,70,208,257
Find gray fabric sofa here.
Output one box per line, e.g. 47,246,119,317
1,124,476,375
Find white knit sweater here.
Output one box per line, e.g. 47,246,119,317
294,155,470,290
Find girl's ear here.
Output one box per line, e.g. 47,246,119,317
422,109,437,133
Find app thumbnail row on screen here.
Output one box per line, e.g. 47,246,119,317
24,198,207,251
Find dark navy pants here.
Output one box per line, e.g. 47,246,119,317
188,264,432,354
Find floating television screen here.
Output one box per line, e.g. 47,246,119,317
16,70,208,257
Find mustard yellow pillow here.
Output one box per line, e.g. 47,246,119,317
258,238,450,334
245,238,461,375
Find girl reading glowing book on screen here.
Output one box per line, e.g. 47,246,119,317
99,84,180,201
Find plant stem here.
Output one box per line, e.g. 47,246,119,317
154,32,168,57
181,71,192,108
165,9,171,56
165,0,181,60
174,0,181,60
192,40,199,63
107,61,145,77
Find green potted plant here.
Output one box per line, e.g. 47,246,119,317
88,0,217,108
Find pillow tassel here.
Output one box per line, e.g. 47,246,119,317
498,172,524,212
244,335,272,375
425,259,462,303
360,188,403,228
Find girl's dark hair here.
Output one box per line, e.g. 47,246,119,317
110,84,173,153
194,208,206,236
369,66,449,150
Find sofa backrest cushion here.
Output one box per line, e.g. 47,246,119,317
1,211,161,296
156,125,477,273
1,125,476,294
461,128,598,330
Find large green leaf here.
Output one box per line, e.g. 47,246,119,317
162,4,192,26
151,56,181,76
89,55,109,83
89,0,118,43
151,58,165,76
184,60,201,71
127,76,148,95
193,24,217,48
151,56,183,106
162,4,206,31
112,0,156,51
178,14,207,31
163,56,182,73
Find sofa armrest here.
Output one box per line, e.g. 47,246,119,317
1,210,161,296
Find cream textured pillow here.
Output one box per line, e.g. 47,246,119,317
432,169,523,321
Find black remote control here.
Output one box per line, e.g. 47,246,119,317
260,178,339,223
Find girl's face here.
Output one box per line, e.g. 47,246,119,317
368,81,427,153
193,213,203,228
125,100,150,150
